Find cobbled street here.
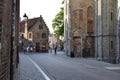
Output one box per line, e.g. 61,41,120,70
17,51,120,80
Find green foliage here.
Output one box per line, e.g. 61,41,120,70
52,3,64,38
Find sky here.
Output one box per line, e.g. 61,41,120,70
20,0,63,33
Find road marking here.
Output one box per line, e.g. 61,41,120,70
27,56,51,80
105,67,120,70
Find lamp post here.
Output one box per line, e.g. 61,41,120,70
23,13,28,39
23,13,28,19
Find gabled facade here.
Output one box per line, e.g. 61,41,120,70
20,15,49,52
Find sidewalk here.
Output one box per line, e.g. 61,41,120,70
54,51,120,74
17,53,46,80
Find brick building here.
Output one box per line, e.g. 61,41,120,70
20,15,49,52
0,0,20,80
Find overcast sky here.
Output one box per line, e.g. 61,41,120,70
20,0,63,33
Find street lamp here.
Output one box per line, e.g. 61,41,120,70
23,13,28,39
23,13,28,19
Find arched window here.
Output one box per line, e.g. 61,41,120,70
87,6,94,34
79,10,83,22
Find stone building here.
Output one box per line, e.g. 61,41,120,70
95,0,120,63
0,0,20,80
64,0,120,63
114,0,120,64
64,0,94,57
94,0,114,63
20,15,49,52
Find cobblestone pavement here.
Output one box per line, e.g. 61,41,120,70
17,51,120,80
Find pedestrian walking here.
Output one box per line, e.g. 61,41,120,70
54,45,57,54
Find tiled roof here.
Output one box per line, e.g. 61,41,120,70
20,17,39,32
20,15,49,33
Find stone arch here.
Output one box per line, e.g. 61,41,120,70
87,6,94,34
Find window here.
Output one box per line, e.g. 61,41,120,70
37,32,40,37
79,10,83,21
111,12,113,21
111,41,113,49
42,33,46,38
87,6,94,34
29,32,32,39
39,24,43,30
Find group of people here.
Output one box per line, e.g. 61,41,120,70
49,45,57,54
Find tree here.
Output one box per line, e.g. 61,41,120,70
52,1,64,38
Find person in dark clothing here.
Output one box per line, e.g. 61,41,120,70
54,46,57,54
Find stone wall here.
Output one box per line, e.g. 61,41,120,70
0,0,20,80
95,0,116,63
0,0,12,79
68,0,94,57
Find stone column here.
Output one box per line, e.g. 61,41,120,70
102,0,109,61
67,0,71,56
64,0,68,55
97,0,102,60
115,0,120,63
94,0,98,58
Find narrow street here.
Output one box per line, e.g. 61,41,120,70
17,51,120,80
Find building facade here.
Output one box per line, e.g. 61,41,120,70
64,0,120,63
94,0,120,63
20,15,49,52
0,0,20,80
64,0,94,57
115,0,120,64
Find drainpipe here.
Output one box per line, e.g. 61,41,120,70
10,0,15,79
